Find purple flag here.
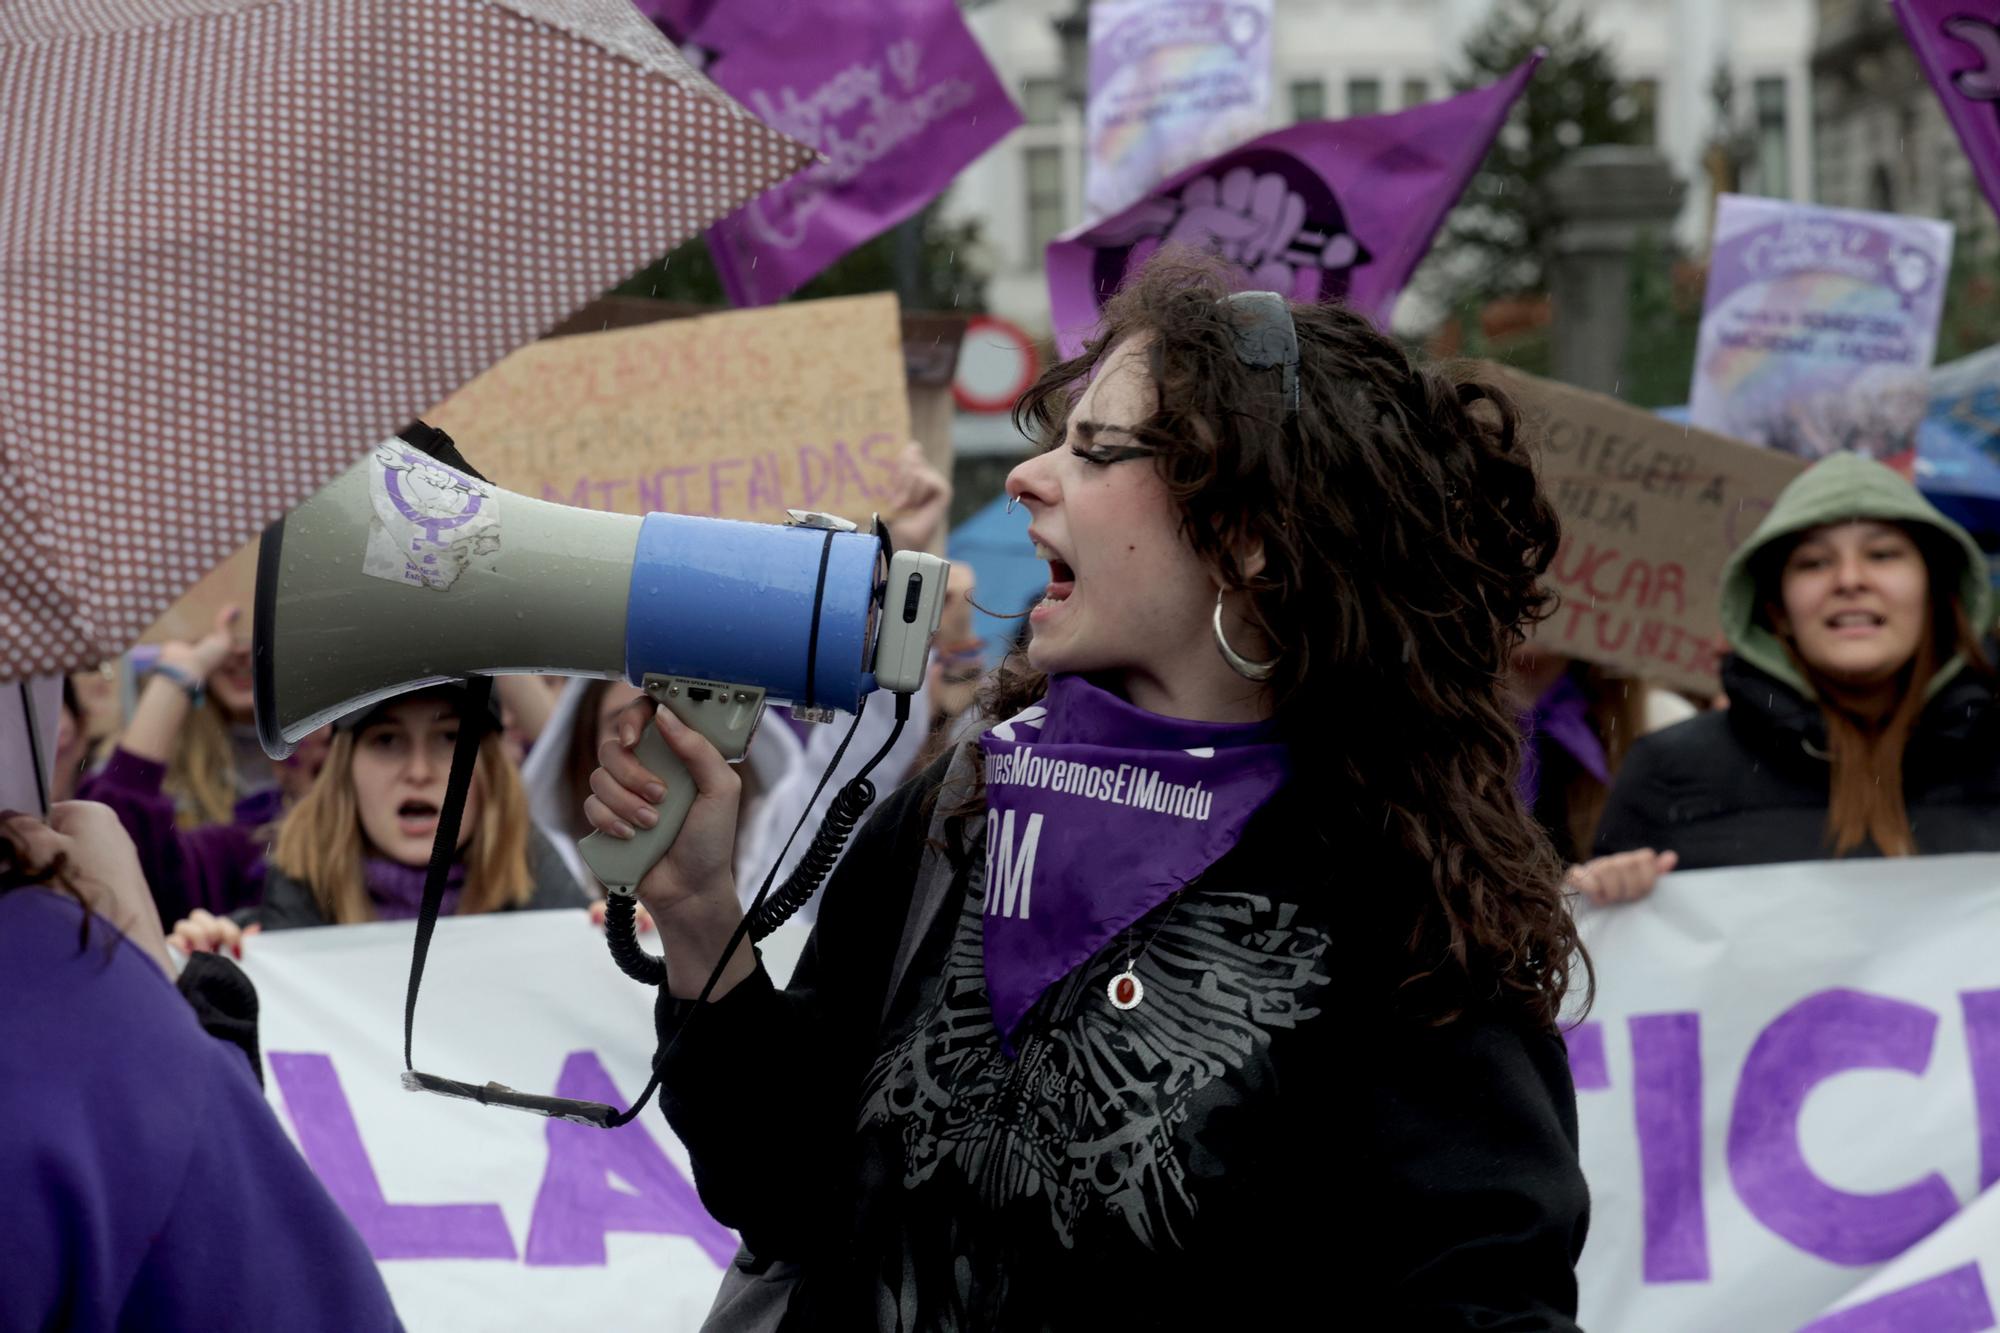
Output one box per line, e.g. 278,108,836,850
1048,53,1541,355
629,0,717,45
1894,0,2000,224
978,675,1288,1053
673,0,1022,307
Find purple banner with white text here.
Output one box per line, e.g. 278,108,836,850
669,0,1021,307
1047,52,1540,355
1895,0,2000,226
1568,854,2000,1332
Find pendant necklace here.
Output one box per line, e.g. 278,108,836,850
1107,887,1189,1012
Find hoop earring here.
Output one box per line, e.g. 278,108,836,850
1213,589,1279,681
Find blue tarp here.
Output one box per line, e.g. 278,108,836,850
1661,345,2000,545
948,493,1039,666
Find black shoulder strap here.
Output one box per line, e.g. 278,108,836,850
402,675,492,1071
880,745,983,1027
397,422,494,1076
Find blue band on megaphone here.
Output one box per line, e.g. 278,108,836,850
623,514,879,711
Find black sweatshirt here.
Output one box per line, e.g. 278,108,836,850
1595,654,2000,869
658,755,1589,1330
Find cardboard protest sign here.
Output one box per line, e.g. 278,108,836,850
1689,195,1954,474
1084,0,1274,222
423,294,912,526
139,536,259,646
1493,367,1804,693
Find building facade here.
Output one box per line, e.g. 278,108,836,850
948,0,1818,338
1812,0,2000,259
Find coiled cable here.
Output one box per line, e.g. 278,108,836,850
601,690,910,989
746,774,875,940
602,893,665,986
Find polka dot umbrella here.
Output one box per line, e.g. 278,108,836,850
0,0,813,685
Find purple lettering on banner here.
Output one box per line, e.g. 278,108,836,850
1564,1020,1610,1091
666,465,699,513
637,470,667,514
798,444,830,508
1795,1262,1996,1333
1630,1012,1710,1282
1961,990,2000,1189
858,431,898,478
592,479,630,511
269,1052,517,1261
523,1051,737,1269
1727,988,1959,1265
746,451,784,512
828,440,874,504
546,478,593,509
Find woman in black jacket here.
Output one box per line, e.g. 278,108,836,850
1580,451,2000,903
587,259,1591,1329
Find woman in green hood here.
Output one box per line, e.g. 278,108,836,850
1577,452,1999,904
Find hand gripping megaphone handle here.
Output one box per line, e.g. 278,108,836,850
578,679,766,892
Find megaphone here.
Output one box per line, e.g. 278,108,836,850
255,439,948,888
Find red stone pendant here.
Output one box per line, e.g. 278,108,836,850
1108,969,1143,1011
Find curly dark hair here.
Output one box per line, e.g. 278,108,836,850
1,810,99,953
970,254,1586,1028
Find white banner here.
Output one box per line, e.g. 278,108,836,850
1083,0,1273,222
1573,854,2000,1331
237,912,810,1333
234,858,2000,1331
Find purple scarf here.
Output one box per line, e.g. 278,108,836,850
1519,673,1611,805
978,675,1289,1052
365,858,467,922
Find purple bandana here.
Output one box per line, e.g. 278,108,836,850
979,675,1289,1052
365,857,467,922
1519,673,1611,805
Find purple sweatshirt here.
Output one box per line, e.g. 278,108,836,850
0,889,401,1332
77,748,271,925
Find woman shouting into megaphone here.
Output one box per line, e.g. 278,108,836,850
587,256,1591,1330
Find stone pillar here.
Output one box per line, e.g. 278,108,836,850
1545,147,1685,395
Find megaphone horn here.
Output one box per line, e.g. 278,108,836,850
254,440,943,768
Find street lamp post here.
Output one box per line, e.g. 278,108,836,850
1053,0,1090,110
1053,0,1092,226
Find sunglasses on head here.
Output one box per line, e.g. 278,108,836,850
1221,290,1301,423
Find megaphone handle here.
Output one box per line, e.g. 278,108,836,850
578,682,765,893
578,719,700,892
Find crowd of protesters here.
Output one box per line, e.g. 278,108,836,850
8,264,2000,1330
